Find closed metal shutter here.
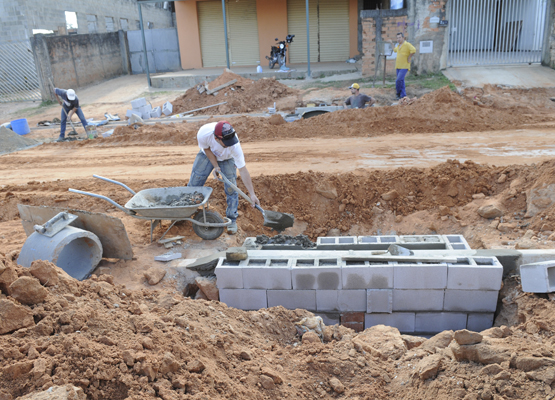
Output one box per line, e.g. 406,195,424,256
227,0,260,66
198,1,226,67
287,0,318,63
318,0,350,62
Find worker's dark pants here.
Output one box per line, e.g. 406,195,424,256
396,68,408,98
188,151,239,223
60,105,88,138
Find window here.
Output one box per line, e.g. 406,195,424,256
65,11,78,34
105,17,114,32
87,14,97,33
32,29,54,35
120,18,128,31
147,22,154,29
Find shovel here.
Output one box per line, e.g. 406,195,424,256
215,171,294,231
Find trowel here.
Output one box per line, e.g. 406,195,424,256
215,172,294,231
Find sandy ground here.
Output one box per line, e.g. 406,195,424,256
3,72,555,399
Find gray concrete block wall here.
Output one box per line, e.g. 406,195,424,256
0,0,30,42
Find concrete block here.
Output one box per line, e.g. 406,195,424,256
443,235,471,250
267,290,316,311
242,261,292,290
214,258,243,289
150,106,162,118
447,258,503,290
162,101,173,115
367,289,393,313
392,289,444,311
125,109,141,118
443,290,498,312
315,313,340,326
399,235,445,250
131,97,147,108
415,312,467,333
520,260,555,293
316,290,339,311
467,313,494,332
365,312,415,333
292,258,341,290
393,263,447,289
219,289,267,310
342,262,393,289
338,290,367,312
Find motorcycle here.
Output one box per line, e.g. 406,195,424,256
266,34,295,69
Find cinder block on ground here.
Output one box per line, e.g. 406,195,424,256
126,109,141,118
267,290,316,311
392,289,444,311
150,106,162,118
162,101,173,115
367,289,393,313
393,263,447,289
292,258,341,290
214,259,243,289
520,260,555,293
341,312,365,332
219,289,267,310
447,258,502,290
365,312,415,333
338,290,366,312
242,263,292,290
342,262,393,289
131,97,147,108
467,313,494,332
415,312,467,333
443,290,498,312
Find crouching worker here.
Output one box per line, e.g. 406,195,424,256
188,121,260,234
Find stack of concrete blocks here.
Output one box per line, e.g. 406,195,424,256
520,260,555,293
216,234,502,334
126,97,153,120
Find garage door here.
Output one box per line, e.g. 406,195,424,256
287,0,318,63
227,0,260,66
198,1,226,67
287,0,350,63
198,0,260,67
318,0,350,62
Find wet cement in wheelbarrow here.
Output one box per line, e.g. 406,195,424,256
131,191,205,208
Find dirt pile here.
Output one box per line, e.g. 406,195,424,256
172,71,299,116
463,85,555,113
0,126,40,155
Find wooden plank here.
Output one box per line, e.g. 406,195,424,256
206,79,237,95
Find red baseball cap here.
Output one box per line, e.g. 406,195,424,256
214,121,238,146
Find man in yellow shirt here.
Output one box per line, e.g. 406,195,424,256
393,32,416,99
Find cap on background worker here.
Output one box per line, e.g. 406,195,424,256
349,83,360,90
345,83,374,109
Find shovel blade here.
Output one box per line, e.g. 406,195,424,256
263,210,295,232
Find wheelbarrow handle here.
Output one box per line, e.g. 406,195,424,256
68,188,136,215
214,171,265,215
93,175,136,195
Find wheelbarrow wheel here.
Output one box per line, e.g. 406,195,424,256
193,211,225,240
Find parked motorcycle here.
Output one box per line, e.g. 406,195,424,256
266,34,295,69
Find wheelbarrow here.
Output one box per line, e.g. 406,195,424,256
68,175,230,241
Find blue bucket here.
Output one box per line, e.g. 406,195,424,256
11,118,30,135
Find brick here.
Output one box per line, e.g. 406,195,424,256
219,289,267,310
393,263,447,289
519,260,555,293
341,312,365,332
267,290,316,311
443,290,498,312
415,312,467,333
447,259,502,291
292,259,341,290
367,289,392,313
467,313,494,332
214,259,242,289
242,262,292,290
342,263,393,289
338,290,366,312
392,289,444,311
365,312,415,333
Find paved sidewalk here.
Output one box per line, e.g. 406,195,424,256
443,64,555,88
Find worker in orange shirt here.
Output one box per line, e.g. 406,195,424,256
392,32,416,99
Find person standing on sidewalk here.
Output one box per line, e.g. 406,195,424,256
188,121,260,234
54,88,88,142
392,32,416,99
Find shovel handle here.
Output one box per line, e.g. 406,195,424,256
214,171,265,215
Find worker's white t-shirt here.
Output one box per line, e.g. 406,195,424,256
197,122,246,169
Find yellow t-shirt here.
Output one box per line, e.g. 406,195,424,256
394,41,416,70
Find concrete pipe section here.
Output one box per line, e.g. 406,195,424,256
17,226,103,281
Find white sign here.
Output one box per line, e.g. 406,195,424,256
420,40,434,54
430,16,440,24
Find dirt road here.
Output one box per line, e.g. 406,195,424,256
2,126,555,185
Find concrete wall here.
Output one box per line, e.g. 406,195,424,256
3,0,172,39
31,32,130,100
0,0,30,42
128,28,181,73
547,0,555,68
